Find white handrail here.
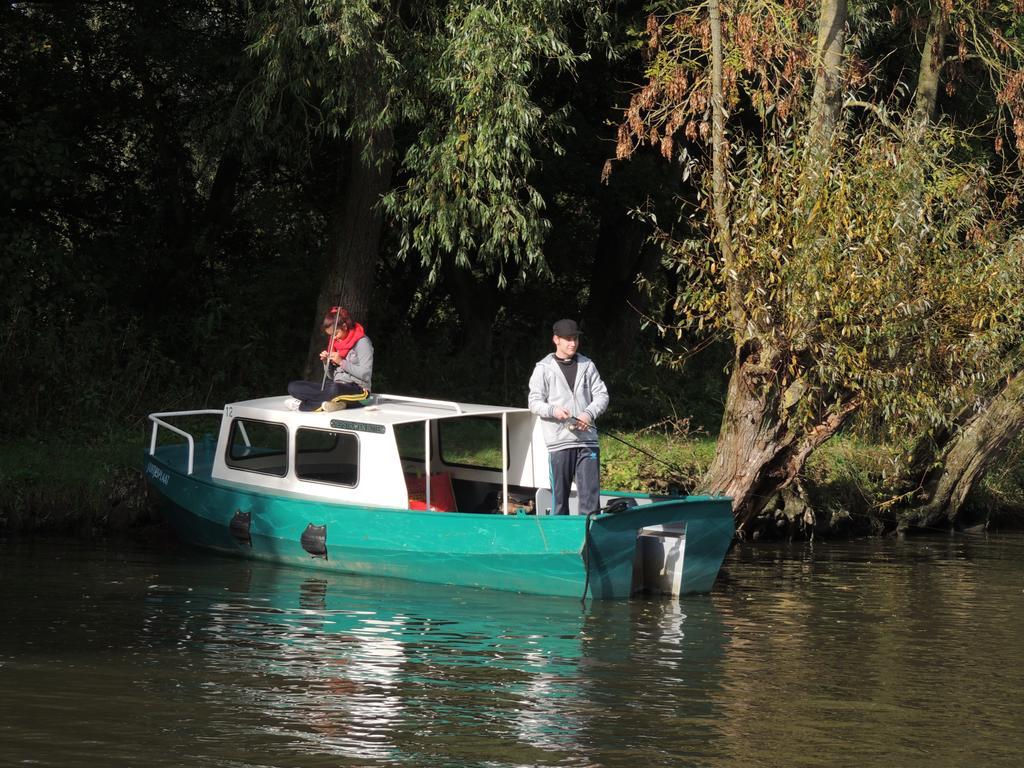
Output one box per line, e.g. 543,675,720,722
147,409,224,476
424,420,432,509
501,411,508,515
372,393,464,414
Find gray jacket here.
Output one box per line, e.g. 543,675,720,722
332,336,374,390
528,353,609,451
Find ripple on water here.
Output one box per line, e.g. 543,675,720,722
0,534,1022,767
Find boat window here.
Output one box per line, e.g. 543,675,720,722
225,418,288,477
438,416,506,470
295,428,358,486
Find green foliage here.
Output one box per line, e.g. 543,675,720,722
647,123,1024,438
0,428,154,534
247,0,607,284
600,432,716,494
246,0,402,150
625,2,1024,443
963,431,1024,527
9,0,1024,537
384,0,605,284
741,127,1021,433
0,2,331,432
801,435,906,530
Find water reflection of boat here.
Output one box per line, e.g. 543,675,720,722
144,394,734,599
199,566,590,675
147,564,591,761
135,557,731,765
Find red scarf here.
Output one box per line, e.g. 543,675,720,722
330,322,365,359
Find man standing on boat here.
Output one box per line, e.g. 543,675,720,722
528,319,609,515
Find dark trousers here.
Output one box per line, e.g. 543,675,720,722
549,446,600,516
287,380,365,411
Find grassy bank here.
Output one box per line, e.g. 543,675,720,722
3,427,1022,538
0,428,158,536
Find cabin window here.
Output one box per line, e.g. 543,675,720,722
295,428,358,486
225,418,288,477
438,416,506,470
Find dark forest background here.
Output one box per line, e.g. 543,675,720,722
4,1,1024,537
1,1,720,432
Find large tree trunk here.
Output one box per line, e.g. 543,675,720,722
699,342,861,533
899,372,1024,530
189,146,244,270
304,131,394,376
702,0,853,533
199,148,243,234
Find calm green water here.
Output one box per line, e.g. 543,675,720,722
1,533,1021,767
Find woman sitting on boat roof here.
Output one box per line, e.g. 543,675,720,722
286,306,373,412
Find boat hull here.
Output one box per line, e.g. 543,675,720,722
145,451,733,599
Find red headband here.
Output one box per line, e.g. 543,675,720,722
325,306,353,326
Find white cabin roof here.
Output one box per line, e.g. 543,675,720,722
225,393,531,427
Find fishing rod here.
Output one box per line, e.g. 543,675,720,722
566,414,692,487
320,305,342,390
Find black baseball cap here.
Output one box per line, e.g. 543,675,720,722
552,318,582,337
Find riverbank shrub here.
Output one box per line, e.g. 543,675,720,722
5,423,1022,539
0,428,157,536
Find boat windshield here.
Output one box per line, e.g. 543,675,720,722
438,416,505,470
394,417,508,471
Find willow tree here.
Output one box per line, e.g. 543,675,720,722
891,3,1024,530
616,0,1024,535
247,0,606,368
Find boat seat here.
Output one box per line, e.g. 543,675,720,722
405,472,458,512
535,487,580,515
535,488,552,515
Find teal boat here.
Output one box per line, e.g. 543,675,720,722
144,393,733,599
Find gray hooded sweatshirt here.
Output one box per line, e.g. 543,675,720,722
332,336,374,391
528,352,609,452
